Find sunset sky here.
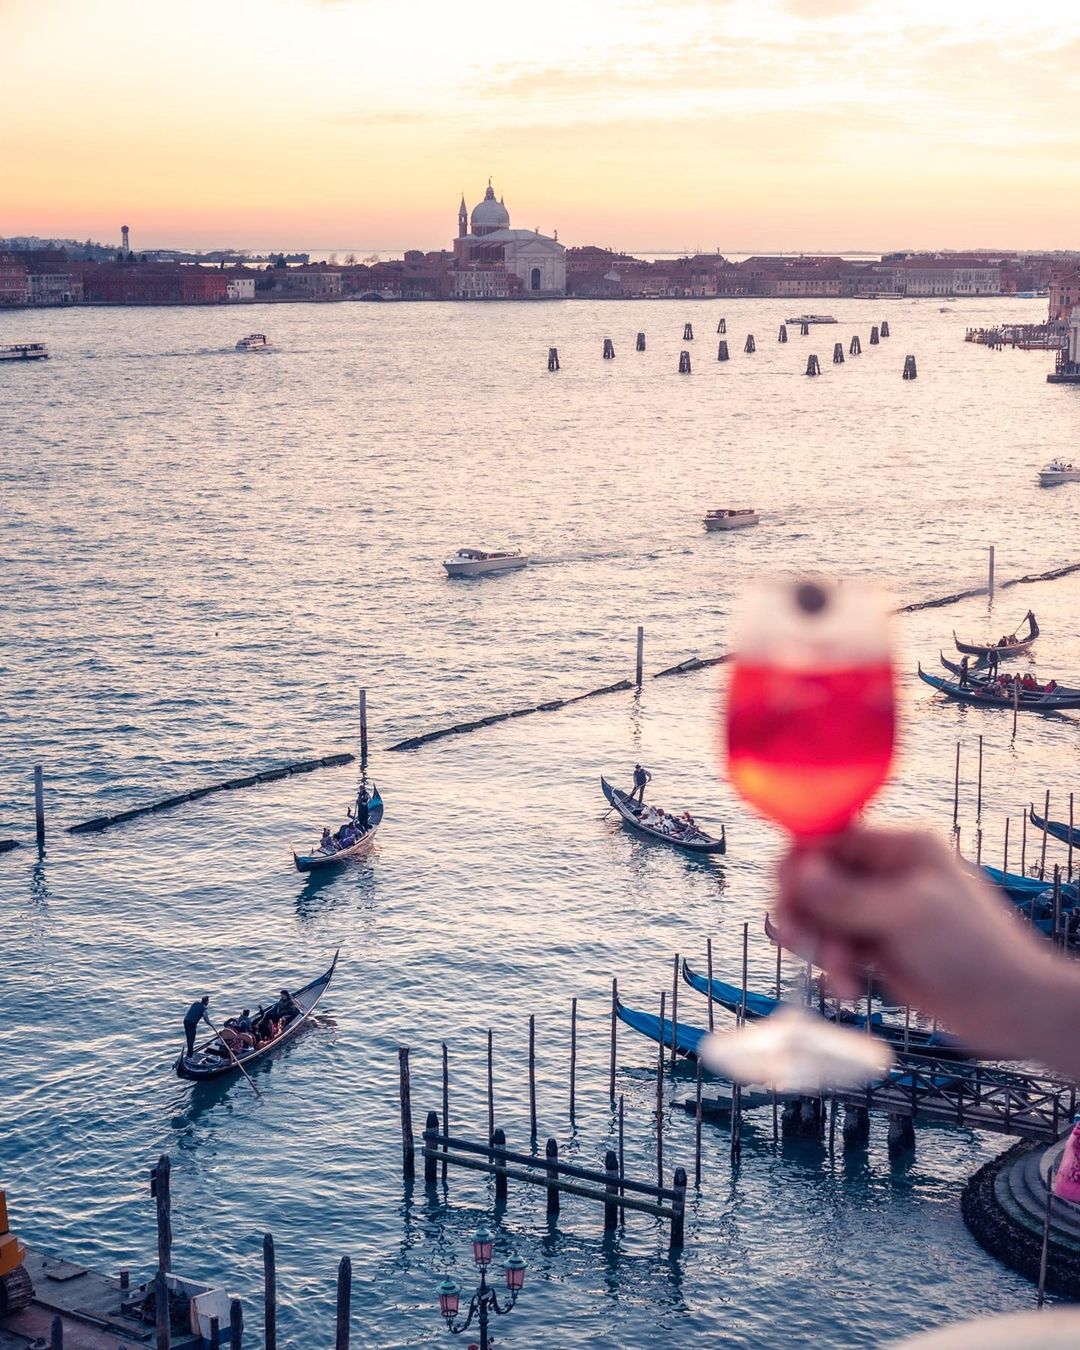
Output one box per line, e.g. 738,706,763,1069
5,0,1080,253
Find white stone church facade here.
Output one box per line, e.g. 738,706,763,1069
452,182,566,299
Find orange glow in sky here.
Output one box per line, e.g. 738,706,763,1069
5,0,1080,252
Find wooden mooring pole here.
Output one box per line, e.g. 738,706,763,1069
547,347,559,371
706,938,714,1031
744,334,756,353
487,1029,495,1139
263,1234,277,1350
849,334,861,356
977,734,984,823
670,955,679,1070
359,689,368,767
335,1257,352,1350
717,340,729,361
152,1154,172,1274
678,350,692,373
656,991,665,1187
609,979,617,1100
34,765,45,852
529,1015,537,1141
778,323,788,343
952,742,961,840
229,1300,243,1350
155,1270,170,1350
635,625,644,687
694,1059,703,1186
1004,817,1010,872
636,331,646,351
441,1042,449,1182
805,354,821,376
569,998,578,1121
987,546,996,600
1040,791,1051,880
399,1047,414,1179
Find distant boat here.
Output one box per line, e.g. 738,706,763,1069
443,548,528,578
786,314,837,324
0,342,49,361
236,333,272,351
601,776,726,854
703,508,759,532
292,787,383,872
1039,460,1080,486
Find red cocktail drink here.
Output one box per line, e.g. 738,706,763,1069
727,660,895,838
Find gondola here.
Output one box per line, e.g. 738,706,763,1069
600,777,726,854
940,651,1080,698
953,610,1039,659
1030,803,1080,848
917,666,1080,711
680,959,967,1059
764,914,886,996
615,991,708,1059
292,787,383,872
176,951,338,1081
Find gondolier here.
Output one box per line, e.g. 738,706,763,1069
183,995,210,1055
630,764,651,804
353,784,370,831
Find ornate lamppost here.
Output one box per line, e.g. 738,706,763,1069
435,1227,527,1350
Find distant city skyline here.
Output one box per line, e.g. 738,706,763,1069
5,0,1079,251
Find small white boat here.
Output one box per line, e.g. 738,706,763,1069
703,508,759,532
786,314,837,325
236,333,272,351
443,548,528,578
0,342,49,361
1039,460,1080,485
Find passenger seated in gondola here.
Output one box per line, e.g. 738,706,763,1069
236,1009,253,1035
1021,673,1038,691
320,827,335,852
220,1025,255,1053
1046,679,1058,693
273,988,300,1023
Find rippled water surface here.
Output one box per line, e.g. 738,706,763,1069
2,298,1080,1347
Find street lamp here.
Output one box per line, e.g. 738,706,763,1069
435,1228,527,1350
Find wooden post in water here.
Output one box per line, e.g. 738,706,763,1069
670,1168,688,1250
529,1015,537,1141
976,828,982,866
1053,867,1062,947
493,1127,508,1204
740,923,749,1029
1070,794,1075,883
604,1149,620,1230
881,319,890,337
870,326,880,345
335,1257,351,1350
487,1029,495,1140
952,741,961,837
547,347,559,371
902,355,918,379
683,322,694,341
805,354,821,376
618,1094,626,1225
359,689,368,767
773,940,782,1143
263,1234,277,1350
441,1042,449,1182
546,1138,560,1216
33,765,45,851
694,1058,703,1186
1037,1165,1055,1308
603,338,615,359
706,938,714,1031
800,321,809,336
153,1154,172,1275
744,334,756,353
678,350,692,374
424,1112,438,1185
717,340,729,361
229,1299,243,1350
656,991,665,1187
1040,791,1051,880
609,979,618,1100
670,955,679,1070
209,1316,219,1350
849,335,861,355
398,1047,414,1179
50,1315,62,1350
987,547,995,600
1004,817,1010,872
1013,676,1020,739
569,998,578,1121
832,342,844,364
778,324,788,343
1022,810,1028,874
717,317,726,334
636,332,646,352
635,625,644,687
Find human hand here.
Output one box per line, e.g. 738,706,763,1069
776,826,1072,1065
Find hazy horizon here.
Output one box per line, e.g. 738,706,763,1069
6,0,1080,253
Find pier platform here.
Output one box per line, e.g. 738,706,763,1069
0,1248,202,1349
963,1138,1080,1298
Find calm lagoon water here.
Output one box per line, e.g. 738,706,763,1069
2,297,1079,1347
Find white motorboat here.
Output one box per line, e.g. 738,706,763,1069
786,314,837,325
0,342,49,361
704,508,759,532
1039,460,1080,485
236,333,272,351
443,548,529,578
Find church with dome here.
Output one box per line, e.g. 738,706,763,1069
452,181,566,299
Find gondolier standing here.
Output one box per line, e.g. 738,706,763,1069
630,764,652,804
958,656,970,688
183,995,210,1056
353,784,370,831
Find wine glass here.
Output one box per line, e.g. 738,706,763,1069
702,577,897,1092
726,577,896,838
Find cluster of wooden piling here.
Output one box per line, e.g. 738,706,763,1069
397,1026,690,1249
148,1153,354,1350
805,355,821,376
903,355,918,380
678,351,691,373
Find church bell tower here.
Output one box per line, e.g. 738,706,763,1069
458,194,468,239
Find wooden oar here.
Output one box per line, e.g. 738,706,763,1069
204,1016,263,1100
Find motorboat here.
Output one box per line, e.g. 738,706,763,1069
0,342,49,361
236,333,272,351
443,548,529,578
1039,460,1080,485
703,508,759,532
786,314,837,325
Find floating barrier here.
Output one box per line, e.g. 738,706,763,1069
0,840,17,854
67,752,355,835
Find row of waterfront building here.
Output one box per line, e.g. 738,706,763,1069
3,185,1080,312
